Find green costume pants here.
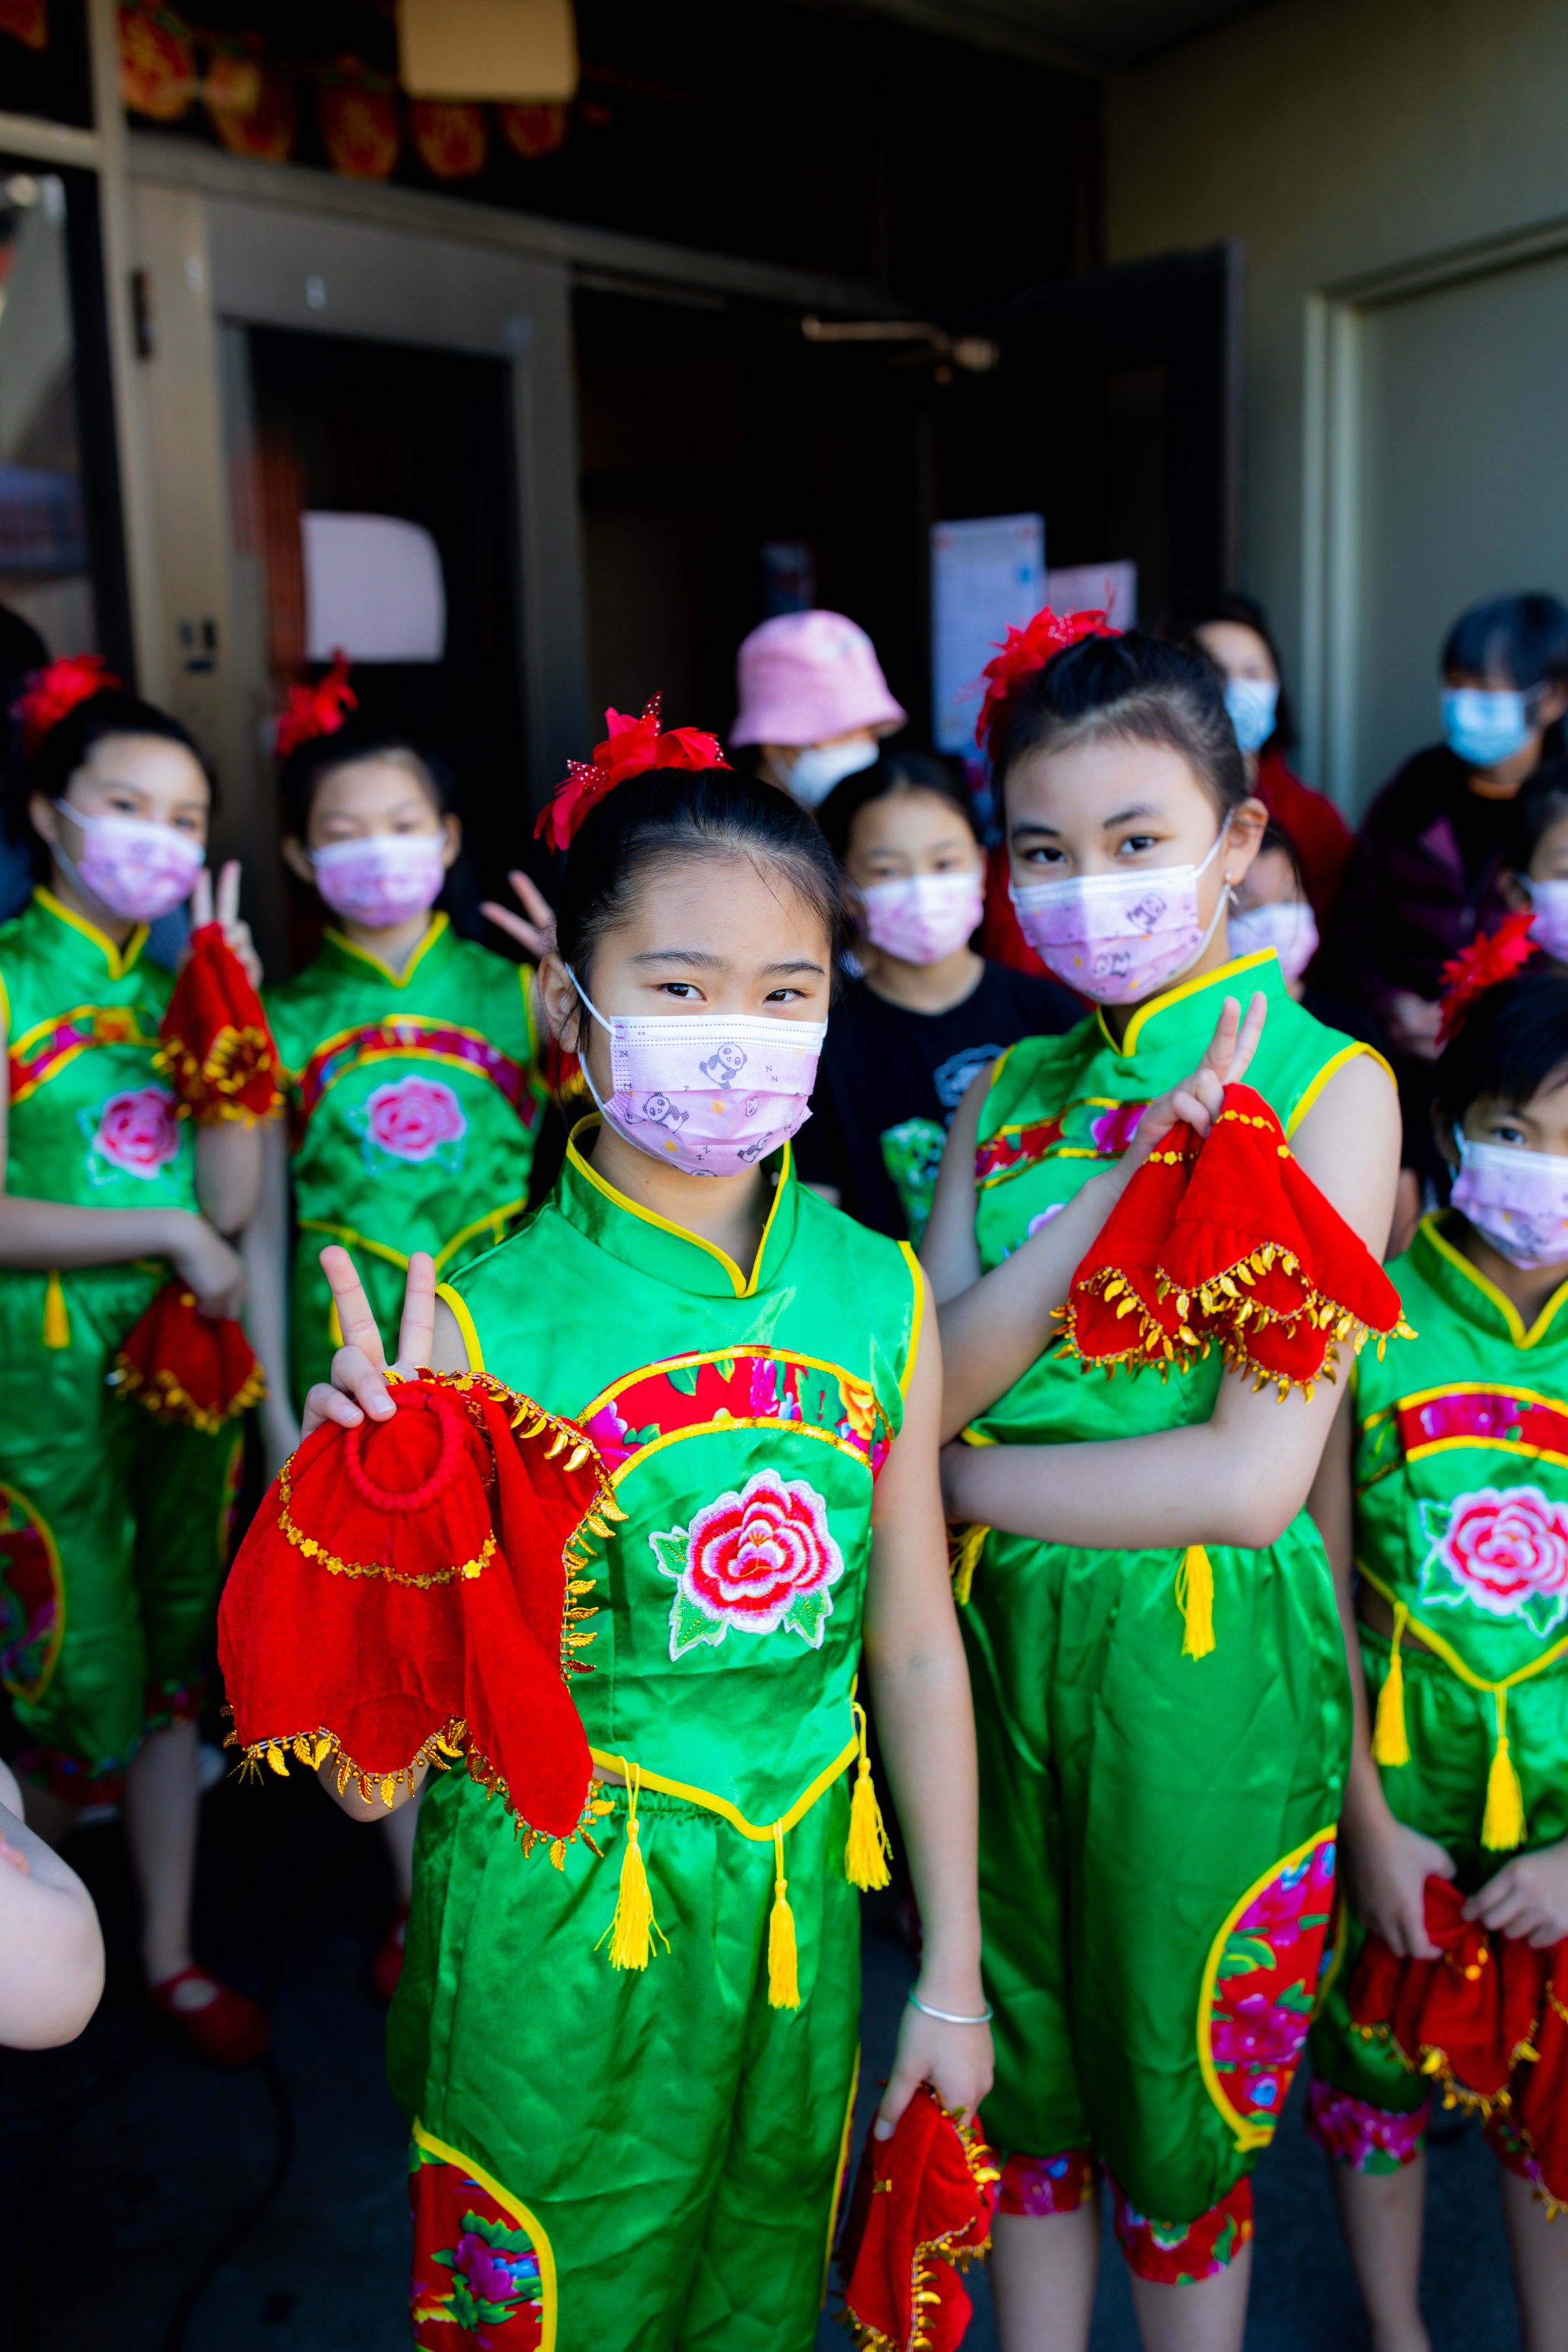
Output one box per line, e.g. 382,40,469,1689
0,1266,243,1799
1308,1625,1568,2153
389,1772,861,2352
963,1518,1350,2242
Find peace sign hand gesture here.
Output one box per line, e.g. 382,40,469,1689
188,859,263,990
1116,988,1269,1184
300,1244,438,1438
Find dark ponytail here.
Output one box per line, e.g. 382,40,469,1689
991,630,1248,819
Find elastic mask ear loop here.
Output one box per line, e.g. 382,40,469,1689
1180,817,1234,971
565,966,614,1118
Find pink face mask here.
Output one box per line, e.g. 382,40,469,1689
568,970,826,1177
1008,824,1229,1005
55,804,205,924
1526,878,1568,961
859,870,984,966
1227,898,1320,985
312,834,446,926
1451,1134,1568,1270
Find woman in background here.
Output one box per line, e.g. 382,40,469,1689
729,608,906,811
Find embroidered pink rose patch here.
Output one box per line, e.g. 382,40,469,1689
650,1466,845,1659
82,1085,181,1180
1418,1485,1568,1636
351,1076,467,1168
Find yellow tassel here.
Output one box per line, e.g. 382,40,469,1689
1175,1544,1215,1659
1372,1603,1411,1766
951,1522,988,1608
845,1701,892,1891
41,1269,69,1350
600,1764,666,1971
1481,1692,1526,1852
768,1823,800,2009
329,1295,344,1349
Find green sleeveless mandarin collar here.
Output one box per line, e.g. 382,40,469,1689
1355,1214,1568,1689
442,1122,921,1833
971,950,1384,1446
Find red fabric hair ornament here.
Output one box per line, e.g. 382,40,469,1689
1349,1875,1568,2209
1436,908,1539,1044
837,2085,999,2352
110,1281,265,1433
275,650,357,758
534,694,729,852
159,924,281,1123
217,1374,617,1842
973,606,1120,755
14,655,122,757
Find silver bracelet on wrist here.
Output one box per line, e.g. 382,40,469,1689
907,1990,993,2026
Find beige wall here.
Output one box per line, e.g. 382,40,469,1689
1106,0,1568,801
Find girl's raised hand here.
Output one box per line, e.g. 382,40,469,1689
479,869,556,962
188,859,263,989
1119,989,1268,1180
300,1244,437,1436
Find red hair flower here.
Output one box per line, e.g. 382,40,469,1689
14,655,122,757
535,694,728,852
974,606,1120,754
275,651,357,758
1438,908,1539,1044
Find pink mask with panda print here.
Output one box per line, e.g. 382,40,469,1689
566,969,827,1176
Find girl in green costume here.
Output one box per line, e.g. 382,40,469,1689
1306,971,1568,2350
297,747,995,2351
0,662,267,2061
928,622,1402,2352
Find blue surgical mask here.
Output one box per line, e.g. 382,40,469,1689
1441,687,1534,770
1224,677,1278,756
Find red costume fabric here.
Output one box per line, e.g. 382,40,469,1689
111,1281,265,1432
837,2086,999,2352
218,1374,616,1842
159,924,281,1123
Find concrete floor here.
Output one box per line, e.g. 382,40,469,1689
0,1759,1525,2352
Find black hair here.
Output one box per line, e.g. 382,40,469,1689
1506,757,1568,876
553,767,847,1042
6,683,211,877
816,748,978,866
1155,590,1295,755
1433,973,1568,1128
278,716,452,840
1253,817,1308,896
990,629,1248,819
1441,593,1568,692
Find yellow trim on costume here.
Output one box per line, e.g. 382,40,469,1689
1285,1041,1396,1136
898,1240,924,1399
588,1734,857,1843
1356,1562,1568,1697
566,1118,792,1300
1195,1823,1338,2153
0,967,10,1034
7,1000,160,1101
299,1199,526,1277
1419,1213,1568,1351
0,1471,65,1703
1313,1887,1349,2013
1104,948,1275,1059
34,886,148,978
410,2121,558,2352
435,1281,485,1374
323,910,448,988
822,2050,862,2307
611,1417,873,1487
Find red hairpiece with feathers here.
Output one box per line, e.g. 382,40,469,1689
275,651,357,759
975,605,1120,755
14,655,122,758
535,694,729,853
1437,908,1538,1044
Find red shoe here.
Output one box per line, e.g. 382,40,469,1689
147,1966,270,2065
371,1904,409,2005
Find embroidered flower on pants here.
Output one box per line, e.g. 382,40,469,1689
651,1466,844,1659
1418,1485,1568,1636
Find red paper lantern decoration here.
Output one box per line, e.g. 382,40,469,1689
0,0,49,53
318,57,400,181
499,102,569,161
117,0,196,122
206,40,298,165
410,100,489,180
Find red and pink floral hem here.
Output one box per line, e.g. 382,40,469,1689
997,2147,1098,2216
1110,2173,1253,2285
1304,2077,1429,2173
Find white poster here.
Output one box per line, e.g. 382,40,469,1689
930,512,1044,753
1044,559,1138,631
302,512,447,664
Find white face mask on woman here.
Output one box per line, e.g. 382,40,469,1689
780,739,878,810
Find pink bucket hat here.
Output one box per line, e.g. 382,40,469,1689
731,610,907,747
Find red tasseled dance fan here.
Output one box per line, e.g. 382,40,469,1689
217,1374,618,1843
111,1282,265,1432
1347,1876,1545,2117
1059,1084,1409,1396
160,924,281,1123
837,2085,999,2352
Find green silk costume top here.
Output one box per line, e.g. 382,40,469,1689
970,949,1384,1445
1,889,194,1214
442,1123,922,1835
1355,1213,1568,1690
265,915,544,1281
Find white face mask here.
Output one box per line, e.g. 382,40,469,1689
1227,898,1320,984
780,738,879,809
1009,822,1231,1005
1524,876,1568,961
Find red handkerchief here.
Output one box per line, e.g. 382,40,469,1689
1348,1876,1542,2114
1512,1939,1568,2213
111,1281,265,1431
838,2085,999,2352
160,922,280,1122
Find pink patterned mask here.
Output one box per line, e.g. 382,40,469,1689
55,804,204,923
1452,1135,1568,1270
568,970,826,1177
1008,824,1229,1004
1526,877,1568,961
860,870,984,965
312,834,446,926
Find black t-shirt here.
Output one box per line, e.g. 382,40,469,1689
793,961,1084,1240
